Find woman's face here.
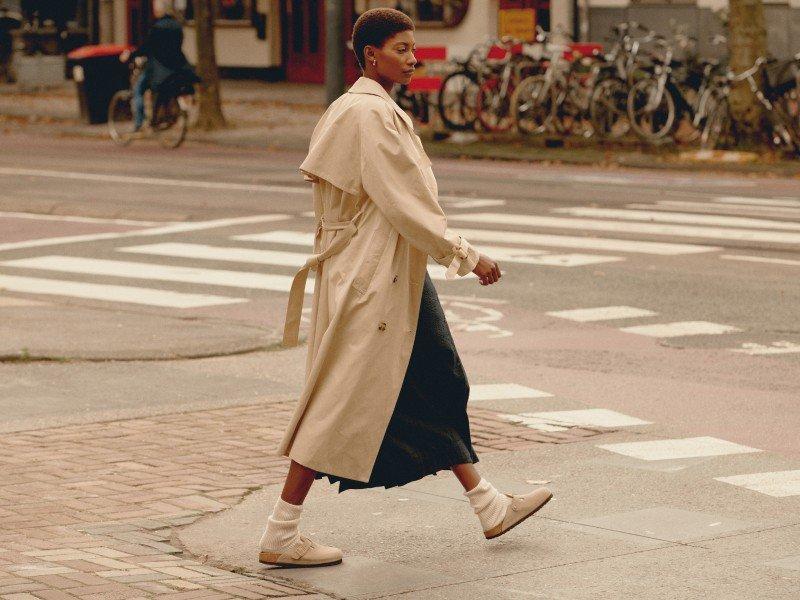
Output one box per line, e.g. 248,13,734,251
368,30,417,85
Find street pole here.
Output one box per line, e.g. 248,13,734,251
325,0,344,106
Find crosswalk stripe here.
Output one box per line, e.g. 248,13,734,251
0,256,314,294
731,341,800,356
523,409,652,428
715,470,800,497
469,383,553,401
237,229,709,257
715,196,800,208
450,213,800,245
554,207,800,232
627,201,800,220
547,306,657,322
597,436,762,461
454,227,718,255
720,254,800,267
230,232,624,267
619,321,741,337
0,274,246,308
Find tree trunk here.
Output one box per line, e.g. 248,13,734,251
192,0,226,130
727,0,767,140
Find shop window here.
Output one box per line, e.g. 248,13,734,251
355,0,469,28
178,0,253,24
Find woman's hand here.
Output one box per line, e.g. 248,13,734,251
472,253,501,286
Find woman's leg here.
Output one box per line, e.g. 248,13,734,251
451,462,481,492
280,459,317,504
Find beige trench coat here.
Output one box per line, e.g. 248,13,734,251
276,76,481,483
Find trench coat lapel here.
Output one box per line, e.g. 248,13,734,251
347,77,415,133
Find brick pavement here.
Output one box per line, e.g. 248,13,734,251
0,400,609,599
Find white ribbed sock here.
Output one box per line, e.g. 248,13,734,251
259,497,303,551
463,478,511,532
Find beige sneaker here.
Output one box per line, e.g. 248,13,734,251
259,535,343,568
484,487,553,540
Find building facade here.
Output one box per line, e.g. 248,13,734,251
98,0,799,83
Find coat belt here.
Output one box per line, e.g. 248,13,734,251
282,214,360,348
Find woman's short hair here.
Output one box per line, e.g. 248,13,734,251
352,8,415,70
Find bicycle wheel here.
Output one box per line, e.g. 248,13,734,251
627,78,676,142
589,78,630,139
437,70,479,131
153,96,188,149
511,75,553,135
108,90,135,146
476,77,514,132
700,96,732,150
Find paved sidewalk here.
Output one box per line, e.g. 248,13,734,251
2,80,799,176
0,399,605,599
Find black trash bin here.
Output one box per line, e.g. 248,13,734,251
67,44,131,124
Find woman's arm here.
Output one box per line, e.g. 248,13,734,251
359,104,480,279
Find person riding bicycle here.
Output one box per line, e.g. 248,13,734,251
119,0,195,132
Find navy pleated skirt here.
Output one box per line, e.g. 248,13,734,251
314,271,479,493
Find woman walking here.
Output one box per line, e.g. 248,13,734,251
259,8,553,568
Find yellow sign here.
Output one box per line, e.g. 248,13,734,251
498,8,536,42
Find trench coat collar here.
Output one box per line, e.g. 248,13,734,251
348,76,414,131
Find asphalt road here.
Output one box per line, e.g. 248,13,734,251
2,133,799,463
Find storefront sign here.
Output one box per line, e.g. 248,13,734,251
498,8,536,42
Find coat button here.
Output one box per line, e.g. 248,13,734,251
378,322,387,331
392,275,398,283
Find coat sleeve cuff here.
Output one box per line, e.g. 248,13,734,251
444,236,480,280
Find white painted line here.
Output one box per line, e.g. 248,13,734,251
715,196,800,208
731,341,800,356
0,167,311,195
233,230,315,245
554,206,800,232
597,436,762,461
235,232,622,267
119,243,308,267
501,414,570,432
469,383,554,402
547,306,657,322
627,201,800,220
620,321,741,337
0,211,168,226
300,211,316,218
440,198,507,209
720,255,800,267
0,256,314,294
715,470,800,497
450,213,800,245
0,215,292,252
524,409,652,428
0,274,245,308
455,227,719,255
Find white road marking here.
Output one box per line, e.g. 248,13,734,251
597,436,762,461
620,321,741,337
0,167,311,195
554,206,800,232
720,254,800,267
501,414,571,432
626,201,800,220
442,300,513,338
469,383,553,402
455,227,719,255
715,196,800,208
524,409,652,428
440,198,507,209
451,212,800,245
731,341,800,356
0,215,292,252
0,211,167,226
233,232,623,267
547,306,657,322
119,243,309,267
0,274,245,308
715,470,800,497
0,256,314,294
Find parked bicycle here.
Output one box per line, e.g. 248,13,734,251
108,57,198,148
